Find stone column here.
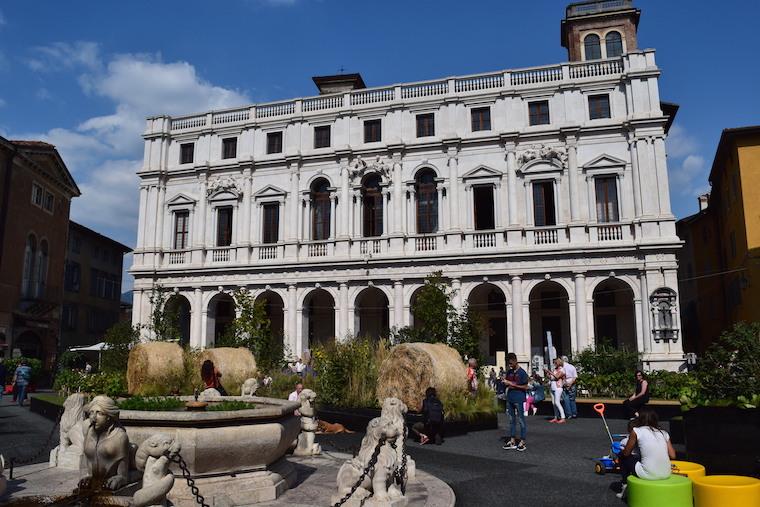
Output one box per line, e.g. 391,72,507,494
287,284,299,355
196,175,208,247
304,196,312,241
339,283,350,340
382,189,389,236
505,147,518,226
393,160,403,233
447,151,460,230
567,140,580,222
131,288,143,333
340,165,350,238
407,187,416,233
136,186,149,251
451,278,462,310
653,136,672,216
639,273,650,354
330,194,337,239
154,182,166,252
242,168,252,245
511,275,524,357
628,138,642,217
393,280,404,329
436,184,444,231
287,167,300,241
573,273,588,352
192,288,203,348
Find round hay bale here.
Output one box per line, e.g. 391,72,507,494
127,341,184,395
376,343,466,410
197,347,257,396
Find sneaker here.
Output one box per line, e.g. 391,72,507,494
556,419,567,424
548,418,558,423
516,441,527,452
615,484,627,499
502,439,517,450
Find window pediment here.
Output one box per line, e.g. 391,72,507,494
254,184,288,200
167,193,197,208
461,165,502,181
582,154,627,170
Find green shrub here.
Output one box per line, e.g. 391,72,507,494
572,344,639,376
438,385,497,422
312,338,389,408
101,321,140,374
53,370,127,398
207,400,256,411
257,371,315,399
2,357,44,383
118,396,185,411
647,370,699,400
695,321,760,401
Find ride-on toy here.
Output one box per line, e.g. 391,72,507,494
592,403,627,475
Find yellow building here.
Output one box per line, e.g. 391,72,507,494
677,126,760,353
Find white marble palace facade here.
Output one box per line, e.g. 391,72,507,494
131,2,685,369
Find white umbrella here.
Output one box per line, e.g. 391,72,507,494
68,342,109,369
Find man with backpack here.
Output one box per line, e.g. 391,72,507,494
502,352,529,452
413,387,445,445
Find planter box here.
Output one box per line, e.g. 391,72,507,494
30,395,63,422
317,406,497,436
684,406,760,477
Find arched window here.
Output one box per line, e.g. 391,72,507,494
415,169,438,234
362,174,383,237
22,234,37,298
310,178,331,240
650,288,678,342
605,31,624,58
36,240,49,298
584,34,602,60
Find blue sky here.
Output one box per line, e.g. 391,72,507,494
1,0,758,293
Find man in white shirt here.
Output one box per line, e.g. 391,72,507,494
288,382,303,416
561,356,578,419
294,358,306,376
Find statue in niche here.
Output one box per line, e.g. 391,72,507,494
79,395,130,491
517,144,568,168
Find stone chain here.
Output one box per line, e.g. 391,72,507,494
170,453,210,507
8,407,64,480
332,437,386,507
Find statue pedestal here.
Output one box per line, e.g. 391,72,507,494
168,459,296,506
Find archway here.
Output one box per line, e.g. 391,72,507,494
593,278,636,350
468,283,507,365
207,293,235,346
303,289,335,348
15,331,42,359
255,291,285,343
355,287,389,339
165,294,191,346
529,281,571,363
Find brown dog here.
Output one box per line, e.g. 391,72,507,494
317,420,355,434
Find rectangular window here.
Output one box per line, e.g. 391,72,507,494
180,143,194,164
262,203,280,244
314,126,331,149
471,107,491,132
363,119,381,143
416,113,435,137
43,191,54,212
595,176,619,222
312,195,331,241
473,185,495,230
533,181,556,226
64,261,81,292
174,211,190,249
266,131,283,154
529,100,550,126
222,137,237,159
588,94,611,120
62,304,78,331
216,207,233,246
31,183,43,206
71,234,81,254
87,308,97,333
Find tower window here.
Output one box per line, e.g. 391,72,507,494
314,126,331,148
364,119,381,143
180,143,194,164
267,131,283,154
529,100,550,126
605,31,624,58
589,94,611,120
222,137,237,159
584,33,602,60
416,113,435,137
471,107,491,132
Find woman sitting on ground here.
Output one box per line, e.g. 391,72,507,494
617,409,676,499
411,387,445,445
622,370,650,419
201,359,227,396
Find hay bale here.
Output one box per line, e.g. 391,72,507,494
197,347,257,396
127,342,185,395
376,343,466,410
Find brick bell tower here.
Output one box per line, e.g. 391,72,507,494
561,0,641,62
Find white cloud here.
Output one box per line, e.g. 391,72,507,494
666,124,699,159
666,123,710,200
0,9,6,27
0,98,6,107
14,41,250,289
35,88,52,101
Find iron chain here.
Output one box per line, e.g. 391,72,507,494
170,452,210,507
332,437,385,507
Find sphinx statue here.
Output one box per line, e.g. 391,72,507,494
132,433,181,507
79,395,131,491
293,389,321,456
0,454,7,498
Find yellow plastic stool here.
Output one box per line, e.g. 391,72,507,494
692,475,760,507
671,460,706,478
627,474,693,507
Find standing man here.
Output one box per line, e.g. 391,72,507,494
13,359,32,407
288,381,304,416
502,353,529,452
561,355,578,419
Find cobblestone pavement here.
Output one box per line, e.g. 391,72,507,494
0,396,58,467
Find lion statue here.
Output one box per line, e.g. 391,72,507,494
332,416,402,504
380,397,415,482
293,389,321,456
132,433,181,507
241,378,259,397
50,393,88,469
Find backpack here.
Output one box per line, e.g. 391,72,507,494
425,397,444,424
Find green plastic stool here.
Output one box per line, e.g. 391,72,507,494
627,474,693,507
